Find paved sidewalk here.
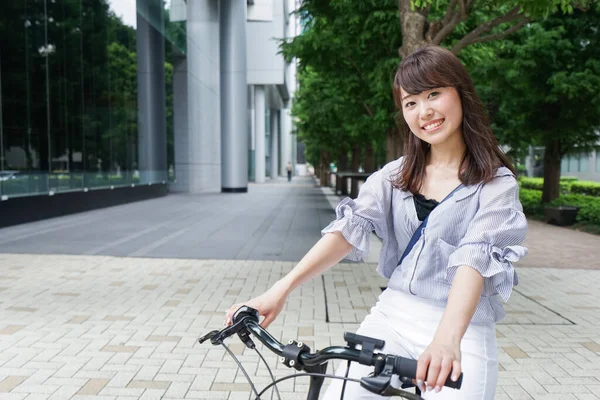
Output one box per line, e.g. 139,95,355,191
519,220,600,270
0,177,599,399
0,254,598,400
0,177,333,261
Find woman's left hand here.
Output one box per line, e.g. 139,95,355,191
414,338,461,393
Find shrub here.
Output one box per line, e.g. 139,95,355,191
519,188,543,217
570,181,600,197
518,177,572,194
519,177,543,190
560,176,579,183
518,180,600,230
550,194,600,225
515,164,527,176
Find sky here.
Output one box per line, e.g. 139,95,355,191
107,0,137,28
107,0,172,29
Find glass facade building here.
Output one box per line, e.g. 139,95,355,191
0,0,185,199
0,0,299,228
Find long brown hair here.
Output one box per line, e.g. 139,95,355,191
391,45,515,193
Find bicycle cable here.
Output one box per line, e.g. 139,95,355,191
254,372,362,400
253,347,282,400
201,308,438,400
220,342,261,399
340,360,350,400
255,372,424,400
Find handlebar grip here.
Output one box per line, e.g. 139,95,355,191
393,357,463,389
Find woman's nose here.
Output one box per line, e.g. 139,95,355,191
419,106,433,119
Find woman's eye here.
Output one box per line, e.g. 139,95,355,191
404,101,415,108
428,91,440,98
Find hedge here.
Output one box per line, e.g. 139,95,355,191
518,177,574,194
560,176,579,182
549,194,600,225
519,187,600,225
571,181,600,197
519,188,544,217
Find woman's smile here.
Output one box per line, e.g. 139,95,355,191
422,118,445,133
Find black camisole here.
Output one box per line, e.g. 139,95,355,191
413,193,439,221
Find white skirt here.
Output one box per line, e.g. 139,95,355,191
322,288,498,400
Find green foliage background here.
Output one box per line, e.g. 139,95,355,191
281,0,402,168
284,0,600,194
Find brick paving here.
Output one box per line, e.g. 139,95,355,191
0,180,599,399
520,220,600,270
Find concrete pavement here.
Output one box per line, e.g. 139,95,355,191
0,177,333,261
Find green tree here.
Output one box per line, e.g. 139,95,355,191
103,41,138,174
286,0,594,167
397,0,592,56
395,0,594,154
474,5,600,202
282,0,402,174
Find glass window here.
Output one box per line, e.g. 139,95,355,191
579,153,589,173
1,0,185,198
561,157,569,173
568,155,579,173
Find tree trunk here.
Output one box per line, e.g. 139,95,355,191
388,2,429,163
542,138,562,203
319,150,330,187
351,146,361,172
386,126,404,162
398,0,429,59
338,150,349,171
316,150,323,184
364,143,376,172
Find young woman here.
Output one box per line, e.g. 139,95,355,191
225,45,528,399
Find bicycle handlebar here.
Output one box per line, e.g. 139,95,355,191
199,306,463,391
244,319,461,389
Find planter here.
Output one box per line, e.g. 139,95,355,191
544,205,579,226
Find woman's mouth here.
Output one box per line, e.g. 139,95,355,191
422,119,445,132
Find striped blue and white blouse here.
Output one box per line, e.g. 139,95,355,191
322,157,528,323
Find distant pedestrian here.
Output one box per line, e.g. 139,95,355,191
286,162,292,182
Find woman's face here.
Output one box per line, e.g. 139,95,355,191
400,86,463,147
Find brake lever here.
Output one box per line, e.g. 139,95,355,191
198,306,261,346
380,386,423,400
198,324,243,345
198,330,220,344
208,323,243,345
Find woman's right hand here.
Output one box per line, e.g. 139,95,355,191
224,281,290,328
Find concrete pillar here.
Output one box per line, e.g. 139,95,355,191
220,0,248,192
280,108,292,176
176,0,220,193
254,86,266,183
248,86,256,182
270,110,279,179
171,56,188,192
526,145,535,177
136,0,166,184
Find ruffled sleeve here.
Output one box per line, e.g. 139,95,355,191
321,167,392,261
446,174,528,301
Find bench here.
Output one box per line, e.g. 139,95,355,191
334,172,372,198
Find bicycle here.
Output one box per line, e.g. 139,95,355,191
199,305,463,400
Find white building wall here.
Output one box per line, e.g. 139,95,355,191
280,0,297,177
246,0,285,85
561,148,600,182
170,0,186,21
171,0,299,190
247,0,273,21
